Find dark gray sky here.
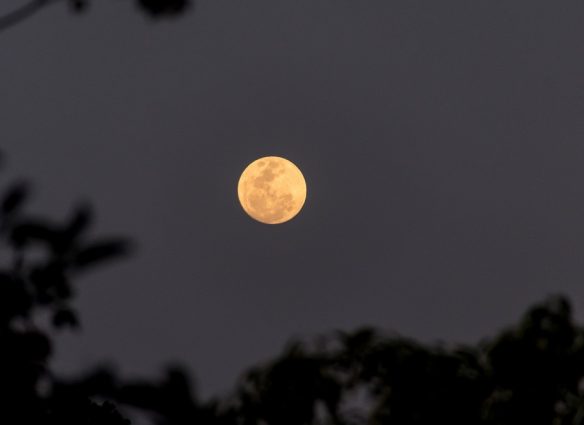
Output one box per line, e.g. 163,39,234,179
1,0,584,398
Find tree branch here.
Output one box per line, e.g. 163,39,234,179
0,0,62,34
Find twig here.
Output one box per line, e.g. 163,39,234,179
0,0,63,33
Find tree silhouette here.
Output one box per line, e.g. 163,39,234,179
0,153,132,424
224,296,584,425
0,0,191,33
1,152,584,424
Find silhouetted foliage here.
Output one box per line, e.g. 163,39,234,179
222,302,584,425
0,154,132,424
2,153,584,424
0,0,193,33
137,0,190,17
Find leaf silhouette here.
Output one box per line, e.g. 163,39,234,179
137,0,191,17
64,203,93,242
1,181,29,216
10,220,59,249
73,239,130,268
52,308,79,329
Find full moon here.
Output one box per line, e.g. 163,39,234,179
237,156,307,224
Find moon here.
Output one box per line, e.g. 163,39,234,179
237,156,307,224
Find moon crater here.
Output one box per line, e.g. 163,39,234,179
238,157,307,224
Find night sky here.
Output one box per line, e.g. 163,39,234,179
1,0,584,397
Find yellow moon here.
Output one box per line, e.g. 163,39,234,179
237,156,307,224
